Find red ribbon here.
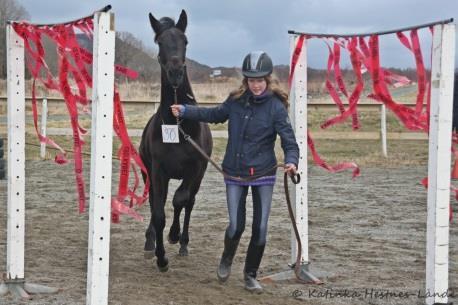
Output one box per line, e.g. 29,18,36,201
288,34,306,88
13,17,149,221
288,35,361,178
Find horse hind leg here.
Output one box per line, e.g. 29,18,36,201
168,183,190,245
178,171,204,257
144,219,156,259
179,196,195,256
144,187,156,259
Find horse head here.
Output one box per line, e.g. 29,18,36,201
149,10,188,88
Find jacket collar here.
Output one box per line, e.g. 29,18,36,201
243,89,273,105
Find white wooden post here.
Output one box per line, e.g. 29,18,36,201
6,23,26,281
425,23,455,305
86,11,115,305
380,104,387,157
289,35,308,265
40,98,48,159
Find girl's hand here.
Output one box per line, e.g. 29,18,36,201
284,163,297,176
170,105,185,117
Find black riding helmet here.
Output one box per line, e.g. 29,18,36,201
242,51,273,78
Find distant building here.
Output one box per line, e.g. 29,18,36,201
210,69,222,78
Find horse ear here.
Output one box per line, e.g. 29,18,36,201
149,13,161,35
176,9,187,33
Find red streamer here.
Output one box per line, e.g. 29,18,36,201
13,17,149,221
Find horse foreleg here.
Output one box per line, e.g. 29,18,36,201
153,203,168,272
146,173,169,272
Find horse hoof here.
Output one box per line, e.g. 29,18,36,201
158,264,169,272
168,236,179,244
157,260,169,272
168,233,181,244
144,251,155,259
178,246,188,256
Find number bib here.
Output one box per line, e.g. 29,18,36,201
161,125,179,143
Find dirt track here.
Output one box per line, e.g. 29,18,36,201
0,160,457,305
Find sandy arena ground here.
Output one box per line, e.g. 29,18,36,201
0,160,457,305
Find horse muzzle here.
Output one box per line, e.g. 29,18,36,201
167,68,185,87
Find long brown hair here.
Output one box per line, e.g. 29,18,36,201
230,75,289,109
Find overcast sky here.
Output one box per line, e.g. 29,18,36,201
16,0,458,69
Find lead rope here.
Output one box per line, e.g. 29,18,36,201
177,124,314,283
173,87,181,126
173,90,311,282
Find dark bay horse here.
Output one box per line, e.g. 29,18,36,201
139,10,213,272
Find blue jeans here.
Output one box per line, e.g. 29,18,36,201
225,184,274,246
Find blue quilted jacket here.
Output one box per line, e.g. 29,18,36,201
182,90,299,178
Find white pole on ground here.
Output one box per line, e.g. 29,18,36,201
425,23,455,305
6,22,26,281
289,34,309,265
40,98,48,159
86,11,115,305
380,104,387,157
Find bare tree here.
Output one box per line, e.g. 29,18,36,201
0,0,30,78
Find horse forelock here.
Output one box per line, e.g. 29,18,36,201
154,17,176,41
159,17,175,29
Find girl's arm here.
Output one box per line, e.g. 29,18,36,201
171,97,231,124
273,103,299,169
